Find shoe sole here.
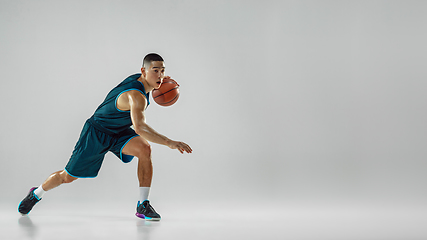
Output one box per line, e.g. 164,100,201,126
135,213,161,221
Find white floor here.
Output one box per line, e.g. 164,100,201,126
1,202,427,240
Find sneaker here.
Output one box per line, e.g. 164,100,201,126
18,187,41,215
136,200,161,221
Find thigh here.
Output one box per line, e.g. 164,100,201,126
65,121,112,178
110,129,148,163
121,135,151,157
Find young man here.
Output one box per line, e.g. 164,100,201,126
18,53,192,221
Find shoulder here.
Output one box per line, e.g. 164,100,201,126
126,90,148,107
127,90,146,101
116,90,147,111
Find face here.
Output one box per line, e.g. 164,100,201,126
142,61,165,89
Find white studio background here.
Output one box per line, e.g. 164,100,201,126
1,0,427,211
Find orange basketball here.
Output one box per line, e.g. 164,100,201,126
152,79,180,106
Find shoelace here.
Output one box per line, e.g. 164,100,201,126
28,192,36,201
143,202,156,213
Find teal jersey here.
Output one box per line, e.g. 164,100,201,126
92,74,150,134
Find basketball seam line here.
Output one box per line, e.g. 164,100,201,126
158,94,179,106
153,86,179,99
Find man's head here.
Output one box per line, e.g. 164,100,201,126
141,53,165,90
142,53,164,69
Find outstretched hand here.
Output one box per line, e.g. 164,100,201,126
168,140,192,154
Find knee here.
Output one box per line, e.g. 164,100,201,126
136,143,152,160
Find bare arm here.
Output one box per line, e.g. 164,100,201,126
126,91,192,153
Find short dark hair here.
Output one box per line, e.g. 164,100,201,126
143,53,164,68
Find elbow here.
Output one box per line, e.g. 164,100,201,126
134,123,147,136
134,128,144,136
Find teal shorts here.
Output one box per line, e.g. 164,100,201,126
65,117,138,178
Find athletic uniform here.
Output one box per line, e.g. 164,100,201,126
65,73,149,178
19,73,161,220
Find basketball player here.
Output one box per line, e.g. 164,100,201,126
18,53,192,221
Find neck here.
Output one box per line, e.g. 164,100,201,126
138,76,153,93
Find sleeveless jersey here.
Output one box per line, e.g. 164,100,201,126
91,74,150,134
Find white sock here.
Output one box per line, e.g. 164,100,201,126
139,187,150,202
34,184,46,199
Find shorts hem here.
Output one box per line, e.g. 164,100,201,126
119,135,139,163
64,168,97,179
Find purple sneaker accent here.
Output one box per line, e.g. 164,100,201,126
135,200,161,221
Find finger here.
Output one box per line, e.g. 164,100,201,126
185,144,192,153
183,144,192,153
181,142,190,150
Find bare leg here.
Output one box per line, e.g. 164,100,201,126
42,170,78,191
18,170,77,214
138,154,153,187
122,136,153,187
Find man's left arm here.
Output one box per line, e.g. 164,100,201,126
128,91,192,154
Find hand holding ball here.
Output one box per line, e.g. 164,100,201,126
152,78,180,106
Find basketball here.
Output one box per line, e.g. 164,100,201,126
152,78,180,106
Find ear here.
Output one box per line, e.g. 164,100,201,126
141,67,147,77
